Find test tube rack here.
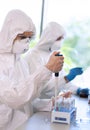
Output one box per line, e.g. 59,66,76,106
51,107,76,124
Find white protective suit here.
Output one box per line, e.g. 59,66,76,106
0,10,53,130
25,22,79,112
72,67,90,88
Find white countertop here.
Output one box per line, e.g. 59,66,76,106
23,96,90,130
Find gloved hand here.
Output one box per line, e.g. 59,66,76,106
65,67,83,82
76,88,89,98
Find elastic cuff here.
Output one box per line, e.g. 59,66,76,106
76,88,81,95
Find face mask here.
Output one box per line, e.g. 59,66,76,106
51,41,62,51
12,38,30,54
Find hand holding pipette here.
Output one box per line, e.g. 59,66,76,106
54,53,63,110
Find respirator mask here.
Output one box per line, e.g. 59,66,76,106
12,38,30,54
51,41,62,51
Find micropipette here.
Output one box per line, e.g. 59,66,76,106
55,53,63,110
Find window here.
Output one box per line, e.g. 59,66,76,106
42,0,90,70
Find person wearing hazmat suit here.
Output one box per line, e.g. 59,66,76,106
25,22,89,112
0,10,64,130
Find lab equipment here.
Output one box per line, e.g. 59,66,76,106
55,53,63,77
51,97,76,124
54,53,63,110
52,53,76,124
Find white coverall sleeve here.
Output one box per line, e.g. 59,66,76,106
32,98,52,112
41,76,66,97
64,81,79,94
0,66,52,109
31,77,66,112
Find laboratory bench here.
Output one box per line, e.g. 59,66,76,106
18,95,90,130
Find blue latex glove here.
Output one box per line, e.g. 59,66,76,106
77,88,89,97
65,67,83,81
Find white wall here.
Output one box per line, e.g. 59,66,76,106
43,0,90,27
0,0,42,34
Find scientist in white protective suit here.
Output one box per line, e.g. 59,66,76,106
0,10,64,130
25,22,89,112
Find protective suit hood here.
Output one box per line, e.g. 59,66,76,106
0,9,36,53
36,22,66,52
